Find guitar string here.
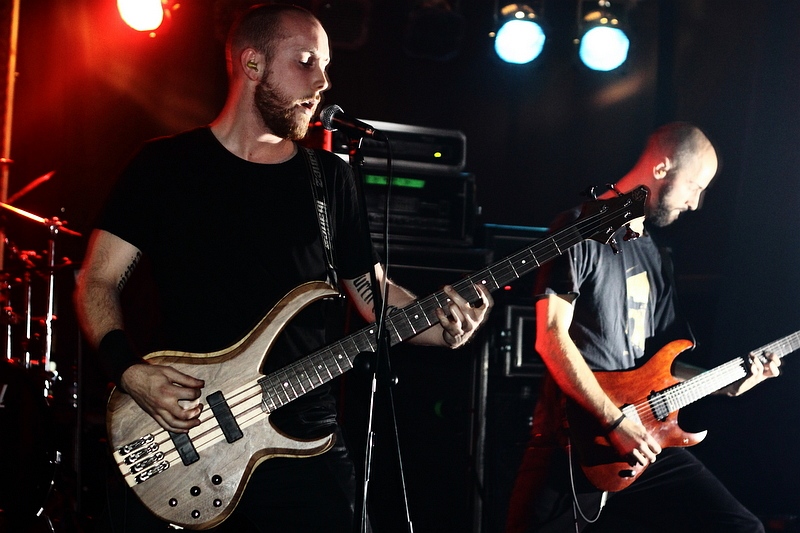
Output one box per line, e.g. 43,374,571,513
624,335,799,425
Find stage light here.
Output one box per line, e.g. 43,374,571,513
118,0,165,32
577,1,630,72
492,4,546,65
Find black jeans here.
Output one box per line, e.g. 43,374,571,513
506,446,764,533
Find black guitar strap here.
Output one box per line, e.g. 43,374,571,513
300,146,339,288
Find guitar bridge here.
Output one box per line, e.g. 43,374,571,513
117,433,155,456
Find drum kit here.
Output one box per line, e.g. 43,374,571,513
0,171,82,533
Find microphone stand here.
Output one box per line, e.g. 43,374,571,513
345,135,414,533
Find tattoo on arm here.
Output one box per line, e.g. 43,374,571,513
353,274,374,306
117,251,142,292
353,274,402,316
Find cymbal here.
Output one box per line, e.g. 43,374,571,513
0,202,81,237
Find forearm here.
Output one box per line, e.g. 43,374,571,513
74,276,125,348
342,266,487,349
539,333,623,426
370,277,446,346
536,295,622,426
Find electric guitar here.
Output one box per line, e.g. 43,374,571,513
106,186,647,529
567,331,799,493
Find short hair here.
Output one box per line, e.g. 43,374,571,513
226,3,318,73
646,122,713,172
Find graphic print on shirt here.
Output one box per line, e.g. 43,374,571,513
626,269,650,358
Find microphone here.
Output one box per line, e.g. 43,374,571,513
319,105,387,140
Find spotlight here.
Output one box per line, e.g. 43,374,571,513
492,4,546,65
118,0,165,32
577,1,630,72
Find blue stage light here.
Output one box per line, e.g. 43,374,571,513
493,4,546,65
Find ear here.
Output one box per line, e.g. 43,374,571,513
653,156,672,180
240,48,262,81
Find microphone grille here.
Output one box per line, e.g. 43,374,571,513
320,104,342,131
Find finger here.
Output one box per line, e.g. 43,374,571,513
150,407,197,433
172,383,204,402
640,445,658,463
442,285,468,307
630,449,646,466
163,366,206,389
166,404,203,428
447,302,467,326
178,397,202,410
749,355,764,376
477,284,494,309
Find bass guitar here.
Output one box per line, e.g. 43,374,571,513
568,331,799,492
106,186,647,529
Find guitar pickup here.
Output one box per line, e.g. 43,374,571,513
169,431,200,466
207,390,244,443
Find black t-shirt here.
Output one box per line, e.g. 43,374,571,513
98,127,376,432
530,206,692,442
534,206,685,371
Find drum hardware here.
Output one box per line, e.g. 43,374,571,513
0,202,81,386
0,175,84,531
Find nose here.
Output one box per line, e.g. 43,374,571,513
316,66,330,93
687,191,702,211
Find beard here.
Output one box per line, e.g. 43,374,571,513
254,76,310,141
648,178,678,227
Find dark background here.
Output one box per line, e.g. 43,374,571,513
3,0,800,531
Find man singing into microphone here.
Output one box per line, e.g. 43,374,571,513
74,4,492,532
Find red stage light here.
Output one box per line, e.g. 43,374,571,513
117,0,164,32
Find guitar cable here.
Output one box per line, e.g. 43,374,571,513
566,438,608,530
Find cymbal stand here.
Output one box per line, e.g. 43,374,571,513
22,265,32,367
42,219,60,376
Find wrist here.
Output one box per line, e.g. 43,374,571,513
98,329,143,392
603,413,626,435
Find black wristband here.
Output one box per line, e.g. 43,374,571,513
604,413,626,435
98,329,143,391
606,413,625,435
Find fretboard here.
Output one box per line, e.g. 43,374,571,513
649,330,800,419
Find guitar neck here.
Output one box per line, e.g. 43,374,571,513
257,187,647,414
255,229,580,411
649,330,800,418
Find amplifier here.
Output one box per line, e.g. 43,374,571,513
332,120,467,175
363,169,478,247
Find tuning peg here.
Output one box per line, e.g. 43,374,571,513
609,237,620,254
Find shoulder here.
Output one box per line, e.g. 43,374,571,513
138,127,213,155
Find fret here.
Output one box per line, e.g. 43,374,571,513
506,258,519,280
277,370,299,401
386,317,404,344
347,331,372,357
272,375,292,404
406,303,433,330
260,390,278,412
290,365,308,395
311,352,332,381
362,329,377,353
297,360,318,389
327,350,345,376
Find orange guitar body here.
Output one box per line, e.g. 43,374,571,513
566,339,707,492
